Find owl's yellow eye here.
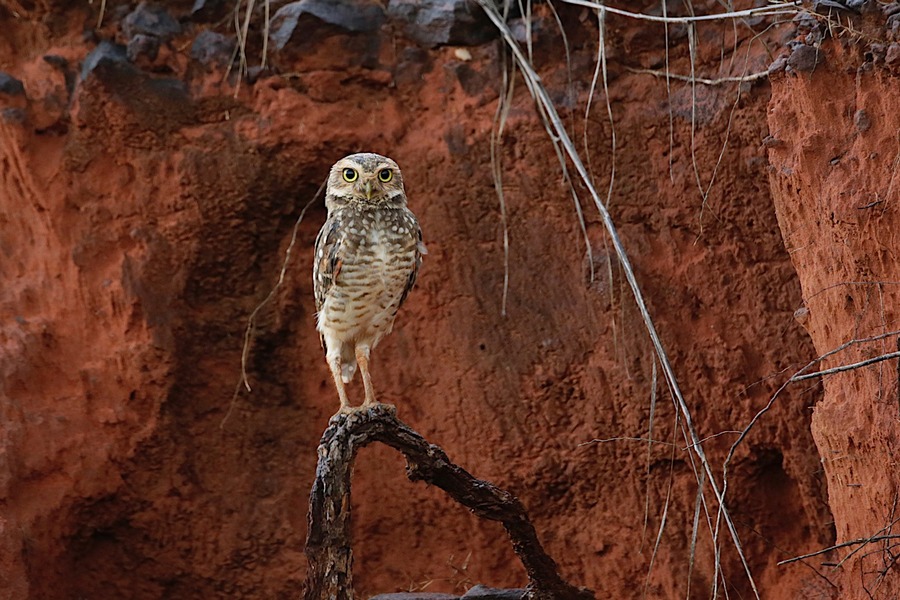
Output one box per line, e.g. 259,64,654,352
377,169,393,183
342,168,358,182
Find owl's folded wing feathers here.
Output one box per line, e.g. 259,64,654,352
313,216,344,312
398,221,426,309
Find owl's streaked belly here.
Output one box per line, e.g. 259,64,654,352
317,220,417,345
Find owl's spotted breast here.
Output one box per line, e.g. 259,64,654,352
316,205,421,342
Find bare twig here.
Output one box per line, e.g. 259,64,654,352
560,1,799,23
726,330,900,465
641,359,659,552
97,0,107,28
790,350,900,382
625,66,770,86
644,412,680,598
686,470,706,600
833,516,900,571
489,42,514,317
579,436,674,447
778,535,900,566
662,0,674,181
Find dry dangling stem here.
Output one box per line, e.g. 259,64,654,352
304,404,594,600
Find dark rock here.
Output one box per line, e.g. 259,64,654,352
393,46,432,85
144,77,189,99
0,72,25,96
444,123,467,155
43,55,77,98
42,55,68,69
368,594,458,600
462,585,526,599
81,41,133,80
111,4,133,22
270,0,385,49
122,2,182,41
127,34,160,62
787,44,824,72
812,0,860,12
191,0,227,21
190,30,236,67
889,13,900,41
246,65,269,83
792,10,819,33
867,43,887,64
549,86,577,110
886,43,900,67
387,0,496,48
509,16,545,45
762,135,785,149
82,28,100,45
854,109,871,132
767,56,788,74
1,108,27,123
804,28,824,46
447,62,485,96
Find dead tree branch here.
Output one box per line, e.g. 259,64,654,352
304,404,594,600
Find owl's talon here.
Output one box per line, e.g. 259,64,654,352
363,401,396,415
330,403,396,419
332,404,372,418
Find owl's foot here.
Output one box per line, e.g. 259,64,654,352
362,400,396,415
329,404,361,424
330,401,396,421
332,403,375,416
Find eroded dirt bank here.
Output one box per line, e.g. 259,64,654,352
0,1,896,599
767,31,900,599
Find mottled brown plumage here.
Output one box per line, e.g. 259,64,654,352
313,153,424,414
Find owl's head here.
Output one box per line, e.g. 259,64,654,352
326,153,406,209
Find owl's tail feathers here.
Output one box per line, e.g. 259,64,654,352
341,362,357,384
340,345,357,383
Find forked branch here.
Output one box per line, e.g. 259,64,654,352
304,404,594,600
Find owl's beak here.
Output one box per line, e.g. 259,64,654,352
364,180,373,200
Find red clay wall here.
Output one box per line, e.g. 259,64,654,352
2,1,896,599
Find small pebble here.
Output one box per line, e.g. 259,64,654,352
854,109,871,133
122,2,182,41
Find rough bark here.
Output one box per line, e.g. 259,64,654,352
304,404,594,600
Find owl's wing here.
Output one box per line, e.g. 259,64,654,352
313,216,344,312
398,218,426,309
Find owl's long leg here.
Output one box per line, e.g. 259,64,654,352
325,336,352,413
329,361,353,414
355,344,376,407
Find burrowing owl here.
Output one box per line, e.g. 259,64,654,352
313,153,425,414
